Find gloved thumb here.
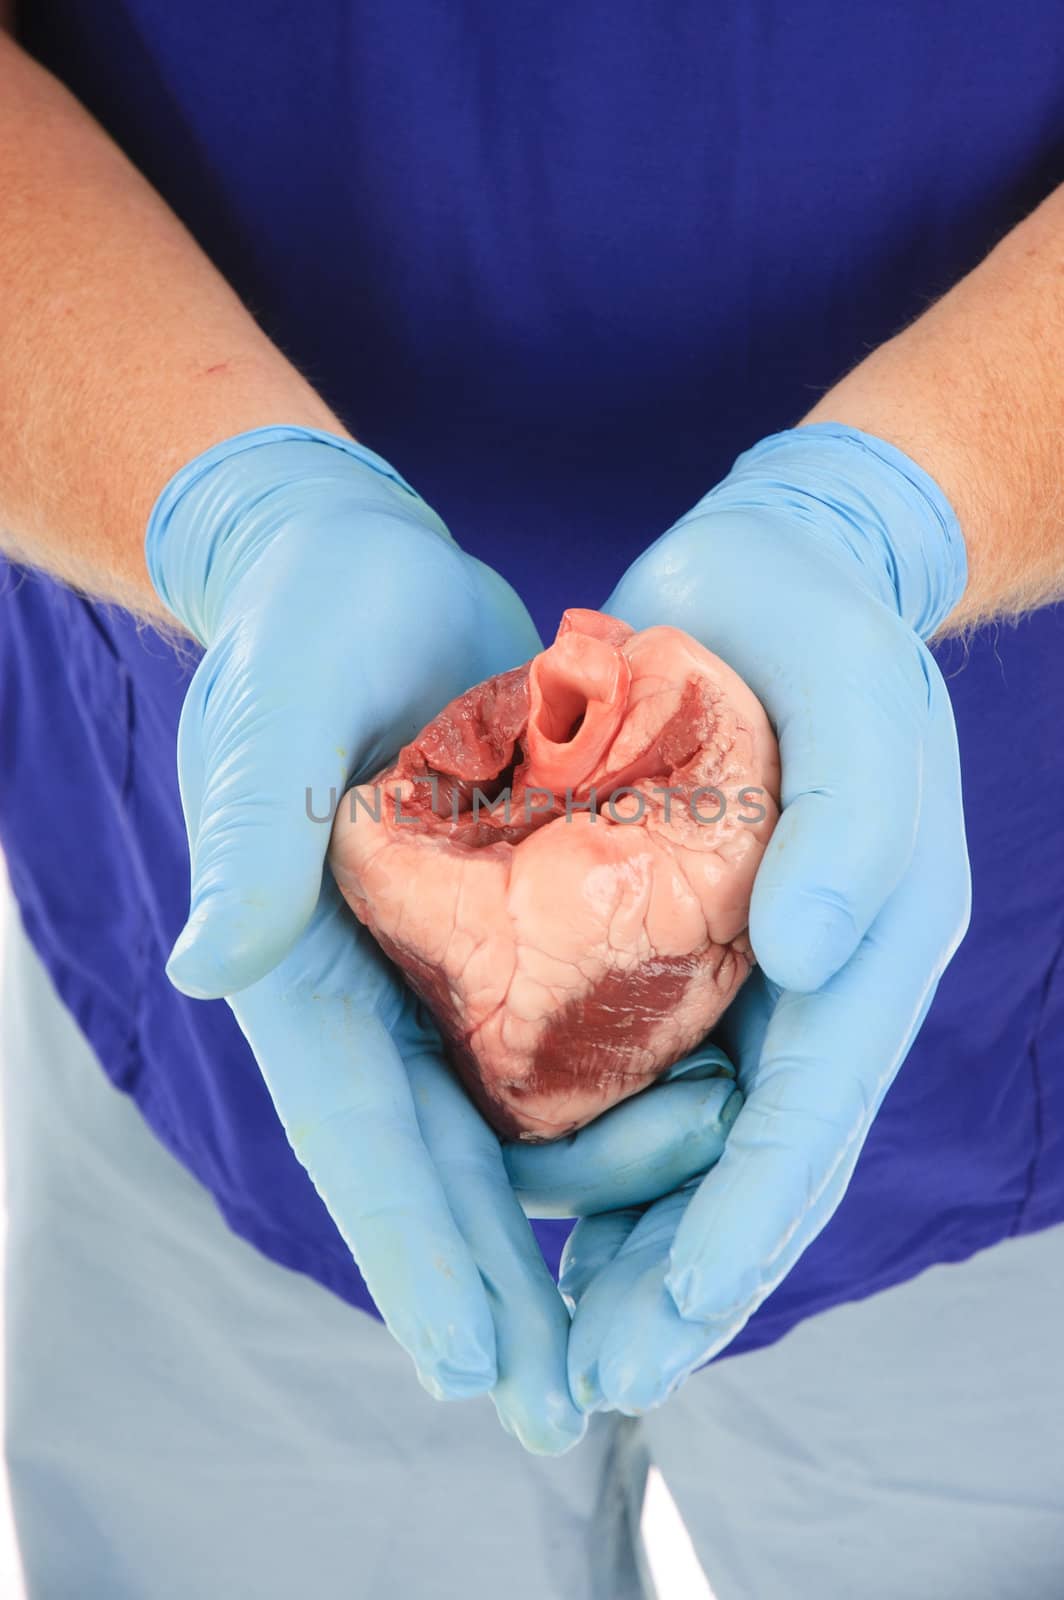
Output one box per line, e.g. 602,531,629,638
165,642,348,999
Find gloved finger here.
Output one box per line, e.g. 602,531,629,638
229,901,498,1400
408,1053,585,1455
557,1209,644,1314
564,1190,694,1413
749,632,932,994
504,1047,739,1218
665,685,969,1327
558,1208,644,1411
590,1215,716,1415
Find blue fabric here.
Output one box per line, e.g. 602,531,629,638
3,1,1064,1353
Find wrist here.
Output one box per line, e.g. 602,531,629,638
145,424,451,645
697,423,968,639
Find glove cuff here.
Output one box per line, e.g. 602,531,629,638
145,424,450,644
707,423,968,638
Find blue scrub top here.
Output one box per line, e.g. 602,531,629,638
3,1,1063,1355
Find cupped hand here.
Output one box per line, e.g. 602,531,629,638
550,424,972,1414
146,424,583,1451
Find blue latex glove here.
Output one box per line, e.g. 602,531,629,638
552,423,972,1415
146,424,585,1452
503,1046,742,1219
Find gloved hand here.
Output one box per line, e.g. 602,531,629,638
548,422,972,1414
146,424,584,1452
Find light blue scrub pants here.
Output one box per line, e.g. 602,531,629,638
3,892,1063,1599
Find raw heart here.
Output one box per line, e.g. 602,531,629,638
329,608,780,1141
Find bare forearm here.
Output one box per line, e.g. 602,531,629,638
804,186,1064,632
0,35,346,619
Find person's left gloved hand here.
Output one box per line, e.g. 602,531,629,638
526,423,971,1416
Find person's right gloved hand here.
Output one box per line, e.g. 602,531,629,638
145,424,584,1453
